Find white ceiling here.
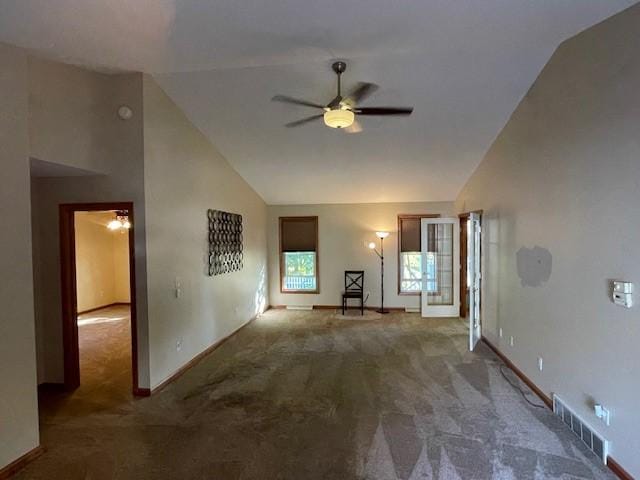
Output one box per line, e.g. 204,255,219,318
1,1,635,204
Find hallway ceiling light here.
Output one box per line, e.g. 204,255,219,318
107,211,131,231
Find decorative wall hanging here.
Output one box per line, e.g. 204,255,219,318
208,209,243,276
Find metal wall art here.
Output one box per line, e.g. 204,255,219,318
208,209,243,276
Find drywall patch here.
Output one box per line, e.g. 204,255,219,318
516,246,552,287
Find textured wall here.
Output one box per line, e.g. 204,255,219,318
455,4,640,476
268,202,454,310
142,76,268,388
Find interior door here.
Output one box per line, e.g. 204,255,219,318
421,217,460,317
468,212,482,350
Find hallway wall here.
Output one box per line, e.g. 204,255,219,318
455,4,640,476
142,76,268,389
28,57,150,387
75,211,130,312
0,43,40,472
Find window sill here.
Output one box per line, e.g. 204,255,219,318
398,291,421,296
281,289,319,294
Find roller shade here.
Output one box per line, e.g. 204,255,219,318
400,217,421,252
280,217,318,252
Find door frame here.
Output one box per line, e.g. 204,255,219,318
59,202,140,394
458,211,483,318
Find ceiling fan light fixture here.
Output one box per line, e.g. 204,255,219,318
323,108,354,129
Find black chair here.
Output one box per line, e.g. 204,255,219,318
342,270,364,315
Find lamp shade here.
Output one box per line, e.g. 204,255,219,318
368,242,376,249
324,109,354,129
375,231,390,239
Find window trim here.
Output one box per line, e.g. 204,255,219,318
397,214,440,296
279,216,319,294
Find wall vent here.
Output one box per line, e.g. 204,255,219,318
405,307,420,313
286,305,313,311
552,394,609,463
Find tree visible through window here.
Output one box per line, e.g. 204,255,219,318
283,252,316,291
398,214,439,294
400,252,422,292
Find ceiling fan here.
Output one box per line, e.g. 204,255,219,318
272,61,413,132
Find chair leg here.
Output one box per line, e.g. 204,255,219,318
361,297,364,315
342,298,345,315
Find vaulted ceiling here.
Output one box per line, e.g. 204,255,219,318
1,0,634,204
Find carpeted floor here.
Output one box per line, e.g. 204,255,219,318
23,309,613,479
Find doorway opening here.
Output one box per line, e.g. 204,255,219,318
59,203,140,397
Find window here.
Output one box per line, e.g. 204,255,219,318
397,214,439,294
400,251,422,293
279,216,318,293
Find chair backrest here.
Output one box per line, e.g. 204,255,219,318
345,270,364,292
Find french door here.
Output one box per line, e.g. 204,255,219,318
467,212,482,350
420,217,460,317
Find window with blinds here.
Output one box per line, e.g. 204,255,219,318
279,216,318,293
397,214,438,294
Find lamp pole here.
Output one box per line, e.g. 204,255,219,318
377,236,388,314
370,232,390,314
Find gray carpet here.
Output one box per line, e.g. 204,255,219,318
22,310,614,479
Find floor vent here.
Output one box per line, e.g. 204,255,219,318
286,305,313,311
552,394,608,463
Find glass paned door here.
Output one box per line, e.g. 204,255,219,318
468,213,482,350
421,218,460,317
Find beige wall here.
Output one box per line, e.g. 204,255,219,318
28,57,149,388
74,211,130,312
268,202,454,309
455,4,640,476
0,43,40,471
113,227,131,303
142,76,268,389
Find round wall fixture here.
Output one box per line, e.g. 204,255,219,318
117,105,133,120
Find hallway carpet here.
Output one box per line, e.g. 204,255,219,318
22,310,613,479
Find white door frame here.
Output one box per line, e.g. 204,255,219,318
421,217,460,317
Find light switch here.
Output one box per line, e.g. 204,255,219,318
175,277,182,298
612,281,633,308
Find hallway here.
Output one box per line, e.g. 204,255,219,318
25,310,612,479
39,305,132,420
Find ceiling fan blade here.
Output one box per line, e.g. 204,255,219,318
272,95,325,109
355,107,413,116
344,82,379,106
284,114,324,128
344,120,363,134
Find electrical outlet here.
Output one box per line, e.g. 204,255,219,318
499,328,503,338
537,357,543,372
175,277,182,298
509,336,514,347
176,338,182,352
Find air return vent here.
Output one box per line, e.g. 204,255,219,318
553,394,609,463
286,305,313,311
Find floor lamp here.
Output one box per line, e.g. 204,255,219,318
369,231,390,314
